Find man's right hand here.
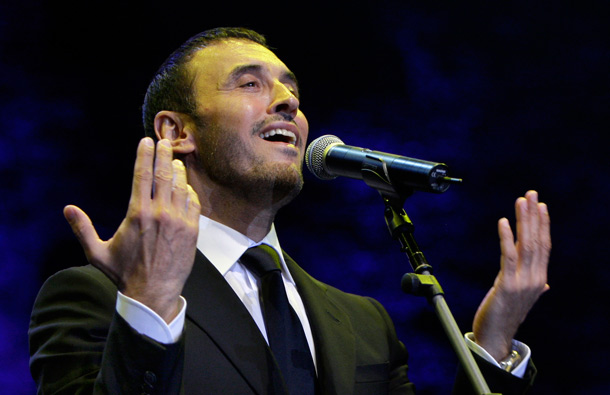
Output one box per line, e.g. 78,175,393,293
63,138,201,323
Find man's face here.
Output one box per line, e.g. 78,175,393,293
187,39,309,204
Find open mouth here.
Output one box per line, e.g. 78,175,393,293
259,129,297,145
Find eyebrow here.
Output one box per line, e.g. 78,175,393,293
226,64,300,97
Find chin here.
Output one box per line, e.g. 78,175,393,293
271,164,304,197
254,162,304,206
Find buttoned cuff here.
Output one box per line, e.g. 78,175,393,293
116,291,186,344
464,332,531,378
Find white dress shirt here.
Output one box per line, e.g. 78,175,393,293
115,215,529,377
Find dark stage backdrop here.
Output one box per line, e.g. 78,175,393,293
2,1,609,394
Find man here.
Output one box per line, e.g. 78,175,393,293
29,27,551,394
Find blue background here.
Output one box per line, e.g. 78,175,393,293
1,1,609,393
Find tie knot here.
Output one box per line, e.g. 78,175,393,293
240,245,282,278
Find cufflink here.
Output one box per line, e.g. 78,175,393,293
499,349,522,372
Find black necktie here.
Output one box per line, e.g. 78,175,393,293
240,245,317,394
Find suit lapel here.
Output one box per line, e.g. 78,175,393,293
284,253,357,394
182,250,283,394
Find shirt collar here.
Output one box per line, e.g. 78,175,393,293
196,215,295,285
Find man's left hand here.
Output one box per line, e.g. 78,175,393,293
472,190,551,362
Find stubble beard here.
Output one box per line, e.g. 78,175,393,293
194,120,304,209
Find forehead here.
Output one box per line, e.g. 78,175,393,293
188,39,291,85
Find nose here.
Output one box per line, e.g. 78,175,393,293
268,82,300,118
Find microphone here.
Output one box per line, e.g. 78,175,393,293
305,135,462,196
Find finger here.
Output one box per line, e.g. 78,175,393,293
525,190,540,228
526,191,541,260
498,217,518,277
152,139,174,205
515,195,534,266
130,138,155,206
64,205,102,259
538,202,551,261
525,191,540,244
171,159,189,211
535,202,551,281
186,184,201,224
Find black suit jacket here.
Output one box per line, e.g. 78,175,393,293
29,250,413,394
29,250,534,394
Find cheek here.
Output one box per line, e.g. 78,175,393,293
216,101,264,132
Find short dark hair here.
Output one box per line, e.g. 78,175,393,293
142,27,268,138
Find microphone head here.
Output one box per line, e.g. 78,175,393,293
305,134,344,180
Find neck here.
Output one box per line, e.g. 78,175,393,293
202,198,277,243
189,174,290,243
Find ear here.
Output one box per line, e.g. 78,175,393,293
153,111,197,155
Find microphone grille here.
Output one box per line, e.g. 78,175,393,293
305,134,344,180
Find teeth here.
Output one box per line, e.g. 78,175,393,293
259,129,297,145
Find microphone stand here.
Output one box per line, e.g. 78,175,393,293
334,152,499,393
382,195,500,395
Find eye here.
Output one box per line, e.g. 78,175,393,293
240,81,259,88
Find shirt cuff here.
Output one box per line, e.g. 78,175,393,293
464,332,531,378
116,291,186,344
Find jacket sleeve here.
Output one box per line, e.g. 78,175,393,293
28,265,185,394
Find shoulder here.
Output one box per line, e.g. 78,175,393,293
44,264,115,290
283,251,393,323
323,281,393,323
33,264,118,313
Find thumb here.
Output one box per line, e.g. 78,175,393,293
63,205,101,258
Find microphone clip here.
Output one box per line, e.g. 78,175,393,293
360,155,410,200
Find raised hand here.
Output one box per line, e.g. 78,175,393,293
63,138,201,323
472,190,551,361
